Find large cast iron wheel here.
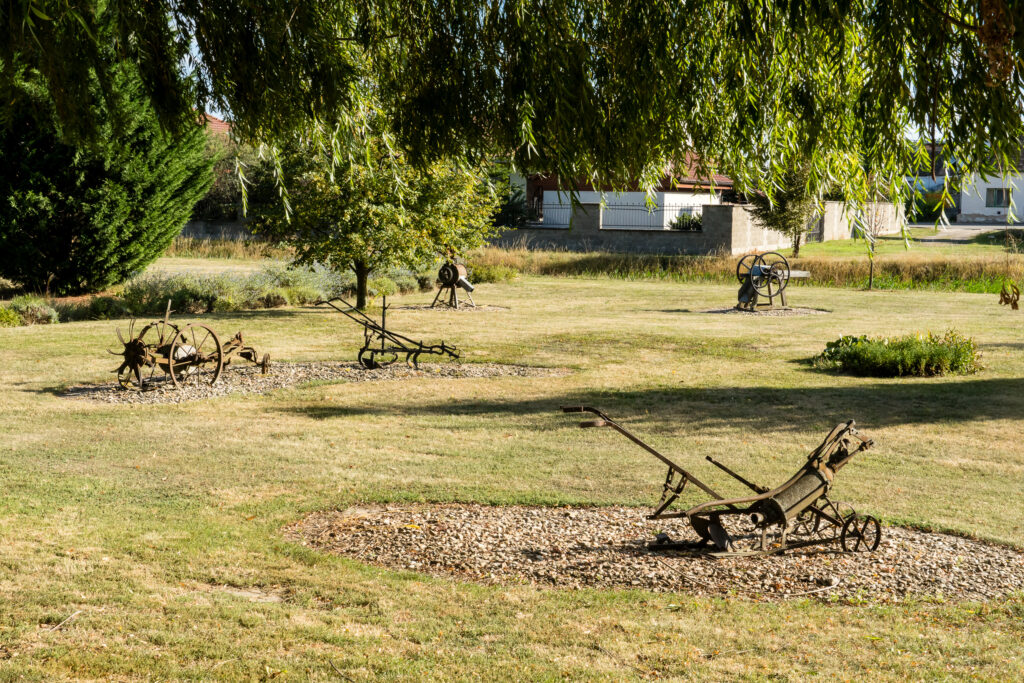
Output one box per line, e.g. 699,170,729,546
840,515,882,552
736,254,759,283
168,324,223,388
751,252,790,297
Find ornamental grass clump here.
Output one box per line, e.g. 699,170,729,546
814,331,981,377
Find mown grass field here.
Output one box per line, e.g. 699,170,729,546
1,275,1023,680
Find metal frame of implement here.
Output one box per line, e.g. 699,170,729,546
110,300,269,391
317,296,459,369
561,406,881,557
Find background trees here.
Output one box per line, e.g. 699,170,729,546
746,164,817,258
0,66,213,295
256,141,497,309
5,1,1024,214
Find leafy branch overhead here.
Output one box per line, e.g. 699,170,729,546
6,1,1024,209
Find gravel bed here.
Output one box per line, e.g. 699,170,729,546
288,503,1024,604
391,304,510,312
703,307,830,316
63,362,568,405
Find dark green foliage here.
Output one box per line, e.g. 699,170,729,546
668,213,702,232
5,2,1024,215
746,165,816,257
0,67,213,295
814,331,982,377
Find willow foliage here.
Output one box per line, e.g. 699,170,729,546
4,1,1024,211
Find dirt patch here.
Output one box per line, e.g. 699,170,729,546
703,307,830,317
62,362,569,405
287,503,1024,604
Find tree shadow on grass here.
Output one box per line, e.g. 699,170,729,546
277,376,1024,431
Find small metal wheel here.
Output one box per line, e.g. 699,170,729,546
168,324,223,388
841,515,882,552
358,348,397,369
790,508,821,537
736,254,759,282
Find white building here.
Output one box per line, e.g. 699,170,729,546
958,173,1022,223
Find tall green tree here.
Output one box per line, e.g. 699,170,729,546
0,65,213,294
3,1,1023,213
257,141,497,309
746,164,817,258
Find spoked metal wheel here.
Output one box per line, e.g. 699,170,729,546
790,508,822,538
751,252,790,298
168,324,223,388
736,254,759,283
841,515,882,552
115,321,179,390
358,348,398,370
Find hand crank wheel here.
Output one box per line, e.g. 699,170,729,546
736,254,759,283
840,514,881,552
168,324,223,388
790,508,821,537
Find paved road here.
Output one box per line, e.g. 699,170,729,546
909,223,1009,244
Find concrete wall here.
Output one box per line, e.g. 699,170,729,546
491,200,903,255
180,220,255,240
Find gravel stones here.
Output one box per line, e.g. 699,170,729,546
288,503,1024,604
62,362,568,406
703,307,830,317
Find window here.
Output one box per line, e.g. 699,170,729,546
986,188,1011,207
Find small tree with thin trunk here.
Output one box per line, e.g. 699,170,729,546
746,165,816,258
257,144,497,309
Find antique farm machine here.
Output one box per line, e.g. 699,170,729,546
431,262,476,309
110,301,270,390
735,252,809,310
562,407,881,556
317,296,460,369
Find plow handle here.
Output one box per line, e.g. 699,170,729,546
705,456,767,494
558,406,726,502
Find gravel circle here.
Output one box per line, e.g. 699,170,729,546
288,503,1024,604
62,362,568,405
390,304,510,312
703,307,830,316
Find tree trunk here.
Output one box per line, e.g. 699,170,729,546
792,233,801,258
868,257,874,291
353,260,370,310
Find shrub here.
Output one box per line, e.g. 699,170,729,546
468,263,519,283
9,295,58,325
88,296,133,320
814,331,981,377
668,213,703,232
0,306,19,327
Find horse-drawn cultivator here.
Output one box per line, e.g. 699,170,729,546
562,407,881,557
318,296,459,369
110,302,269,390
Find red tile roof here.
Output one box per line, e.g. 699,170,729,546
201,113,231,138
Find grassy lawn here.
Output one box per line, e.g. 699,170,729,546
794,227,1017,259
2,276,1023,679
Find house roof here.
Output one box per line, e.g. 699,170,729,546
201,113,231,138
527,154,733,193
